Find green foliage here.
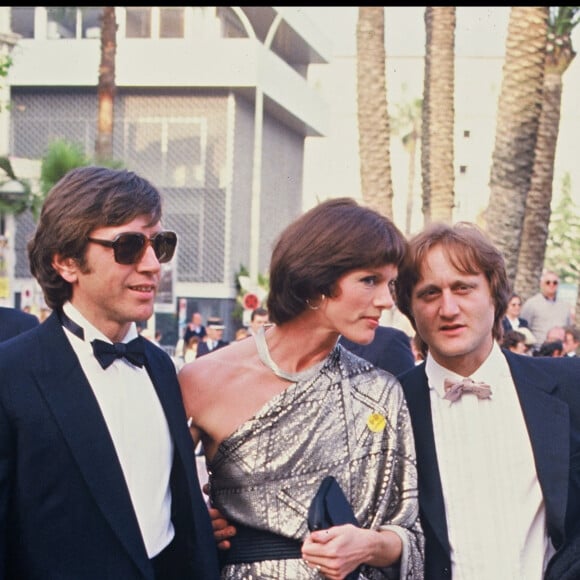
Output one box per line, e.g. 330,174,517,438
390,86,422,146
34,139,124,220
234,264,249,293
39,139,90,197
0,156,32,216
0,54,13,79
0,54,13,113
0,156,16,179
544,172,580,282
549,7,580,35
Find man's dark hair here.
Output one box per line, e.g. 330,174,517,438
28,166,163,310
534,340,564,357
501,330,526,351
251,307,268,321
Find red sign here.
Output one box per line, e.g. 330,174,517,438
243,292,259,310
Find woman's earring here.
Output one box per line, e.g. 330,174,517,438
306,294,325,310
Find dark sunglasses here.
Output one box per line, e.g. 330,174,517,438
544,280,559,286
87,231,177,265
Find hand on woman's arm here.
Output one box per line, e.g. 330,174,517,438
204,483,237,550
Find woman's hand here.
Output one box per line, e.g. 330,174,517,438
302,524,402,579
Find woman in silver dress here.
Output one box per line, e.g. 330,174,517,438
179,198,424,579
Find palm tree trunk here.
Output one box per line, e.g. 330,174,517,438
515,71,562,302
95,7,117,164
421,7,455,225
486,7,548,285
405,134,417,235
515,8,577,302
356,7,394,218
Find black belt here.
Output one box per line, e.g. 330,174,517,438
150,539,176,579
221,523,302,566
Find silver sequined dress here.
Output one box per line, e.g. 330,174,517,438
208,343,424,579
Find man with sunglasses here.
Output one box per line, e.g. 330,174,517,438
0,166,219,579
521,270,572,348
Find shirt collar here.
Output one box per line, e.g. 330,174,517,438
62,302,138,344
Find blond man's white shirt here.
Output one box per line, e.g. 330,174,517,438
426,342,555,579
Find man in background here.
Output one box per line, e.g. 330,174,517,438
340,325,415,376
196,317,229,357
0,305,39,342
521,270,572,347
248,307,269,336
183,311,206,344
563,325,580,357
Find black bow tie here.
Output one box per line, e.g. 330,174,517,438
58,308,146,370
91,337,146,369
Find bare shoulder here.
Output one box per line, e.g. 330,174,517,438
178,335,273,454
178,338,255,405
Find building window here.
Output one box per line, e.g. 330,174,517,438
126,7,151,38
160,7,184,38
122,117,207,188
81,7,104,39
11,7,106,40
459,165,467,174
46,7,77,39
10,6,35,39
463,129,471,138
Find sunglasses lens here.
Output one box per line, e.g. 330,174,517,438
109,231,177,264
153,231,177,263
114,233,146,265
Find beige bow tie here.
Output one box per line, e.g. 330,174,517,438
443,377,492,403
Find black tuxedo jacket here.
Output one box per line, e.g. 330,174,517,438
339,326,415,376
501,315,529,334
0,311,219,579
196,339,229,358
398,350,580,579
0,306,39,342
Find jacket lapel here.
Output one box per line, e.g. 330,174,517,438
34,313,151,577
505,352,569,541
143,341,197,509
399,365,450,555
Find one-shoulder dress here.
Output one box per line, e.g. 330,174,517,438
208,341,424,579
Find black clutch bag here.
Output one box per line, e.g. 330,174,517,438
307,476,361,579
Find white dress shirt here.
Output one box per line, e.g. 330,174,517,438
62,302,174,557
426,342,554,579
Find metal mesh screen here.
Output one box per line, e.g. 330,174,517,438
10,87,230,285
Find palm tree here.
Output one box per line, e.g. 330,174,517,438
421,7,455,225
95,7,117,164
486,7,549,285
356,7,394,218
391,93,422,235
39,140,90,198
514,7,580,302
